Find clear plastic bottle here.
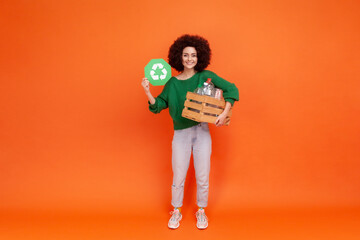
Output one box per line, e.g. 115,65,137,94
202,78,215,97
214,88,223,100
194,83,204,95
191,83,203,107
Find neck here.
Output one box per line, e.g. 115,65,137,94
182,68,196,78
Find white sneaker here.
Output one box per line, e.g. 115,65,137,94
196,208,208,229
168,209,182,229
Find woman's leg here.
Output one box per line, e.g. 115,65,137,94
192,123,212,208
171,127,193,208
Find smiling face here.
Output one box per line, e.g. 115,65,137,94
182,46,198,70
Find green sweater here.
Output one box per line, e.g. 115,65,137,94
149,70,239,130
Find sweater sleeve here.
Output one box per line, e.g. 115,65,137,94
203,70,239,105
148,81,170,114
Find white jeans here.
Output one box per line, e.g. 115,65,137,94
171,123,212,208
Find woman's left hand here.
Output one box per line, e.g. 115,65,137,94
215,101,231,127
215,113,227,127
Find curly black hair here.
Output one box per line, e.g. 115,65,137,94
168,34,211,72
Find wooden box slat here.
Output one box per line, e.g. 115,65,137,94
184,100,203,111
181,92,232,125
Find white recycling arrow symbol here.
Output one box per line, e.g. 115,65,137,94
150,63,167,81
160,68,167,80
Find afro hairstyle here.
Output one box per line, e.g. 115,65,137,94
168,34,211,72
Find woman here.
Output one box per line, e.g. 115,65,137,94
141,34,239,229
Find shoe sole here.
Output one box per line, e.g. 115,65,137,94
168,215,182,229
197,222,208,230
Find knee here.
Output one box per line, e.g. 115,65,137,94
172,178,185,188
172,183,184,190
196,176,209,187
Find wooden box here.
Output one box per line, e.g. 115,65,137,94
182,92,232,125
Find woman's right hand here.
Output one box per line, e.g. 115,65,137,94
141,78,150,93
141,77,156,104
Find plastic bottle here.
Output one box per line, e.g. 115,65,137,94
214,88,223,100
194,83,204,95
202,78,215,97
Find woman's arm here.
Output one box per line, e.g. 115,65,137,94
215,101,232,127
142,77,169,113
204,70,239,105
141,78,155,104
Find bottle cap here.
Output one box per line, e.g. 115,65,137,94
206,78,212,83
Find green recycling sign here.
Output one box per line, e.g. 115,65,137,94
144,59,172,86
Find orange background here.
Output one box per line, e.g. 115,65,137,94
1,0,360,217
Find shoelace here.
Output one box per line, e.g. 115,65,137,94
196,210,208,222
169,210,181,221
